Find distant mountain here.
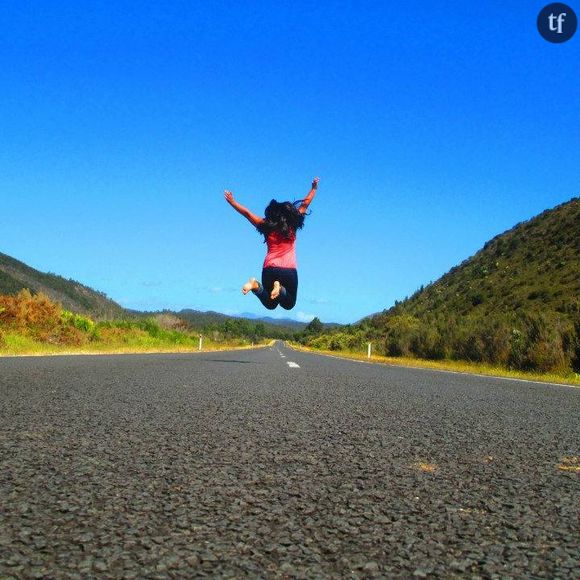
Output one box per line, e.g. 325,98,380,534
177,309,245,327
176,309,307,335
0,252,124,319
239,312,307,328
239,312,341,329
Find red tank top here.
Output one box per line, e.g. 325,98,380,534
263,230,297,269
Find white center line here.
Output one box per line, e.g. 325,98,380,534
287,361,300,368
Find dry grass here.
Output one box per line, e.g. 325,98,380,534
413,462,438,473
289,343,580,387
557,456,580,473
0,333,274,357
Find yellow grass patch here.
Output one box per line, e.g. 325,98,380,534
558,456,580,473
413,462,438,473
288,343,580,387
0,334,274,357
457,507,487,516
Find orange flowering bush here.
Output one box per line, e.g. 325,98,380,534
0,290,86,345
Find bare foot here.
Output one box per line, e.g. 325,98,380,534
270,281,281,300
242,278,259,295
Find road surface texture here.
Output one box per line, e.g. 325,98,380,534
1,342,578,578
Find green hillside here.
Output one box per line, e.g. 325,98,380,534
0,252,125,319
387,197,579,319
304,197,580,375
0,252,311,340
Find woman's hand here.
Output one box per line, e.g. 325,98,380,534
312,177,320,189
224,190,264,226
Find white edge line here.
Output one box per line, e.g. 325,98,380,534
284,345,579,389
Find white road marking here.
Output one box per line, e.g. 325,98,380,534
285,346,577,389
287,362,300,368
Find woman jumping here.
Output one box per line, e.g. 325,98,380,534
224,177,319,311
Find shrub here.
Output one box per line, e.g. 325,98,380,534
410,326,446,360
461,334,485,362
523,337,566,373
137,318,161,337
508,313,571,373
0,290,62,335
154,313,188,331
61,310,95,332
478,320,511,365
0,291,95,346
383,315,420,357
55,324,86,346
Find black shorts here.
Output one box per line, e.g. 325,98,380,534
255,267,298,310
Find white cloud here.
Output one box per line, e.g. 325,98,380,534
307,297,330,305
141,281,162,287
295,311,316,323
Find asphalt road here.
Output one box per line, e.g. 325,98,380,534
1,342,578,578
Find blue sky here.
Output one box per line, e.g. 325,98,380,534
1,1,578,324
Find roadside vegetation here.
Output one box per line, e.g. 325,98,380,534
294,198,580,384
294,310,579,381
0,290,270,356
290,340,579,387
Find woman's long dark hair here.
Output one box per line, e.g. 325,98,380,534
257,199,307,240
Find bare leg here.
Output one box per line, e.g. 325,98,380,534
270,281,281,300
242,277,259,295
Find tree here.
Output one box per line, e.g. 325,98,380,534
305,317,323,335
254,322,266,338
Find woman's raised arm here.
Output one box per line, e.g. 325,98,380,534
224,190,264,227
299,177,319,214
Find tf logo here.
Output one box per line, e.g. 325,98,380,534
537,3,577,42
